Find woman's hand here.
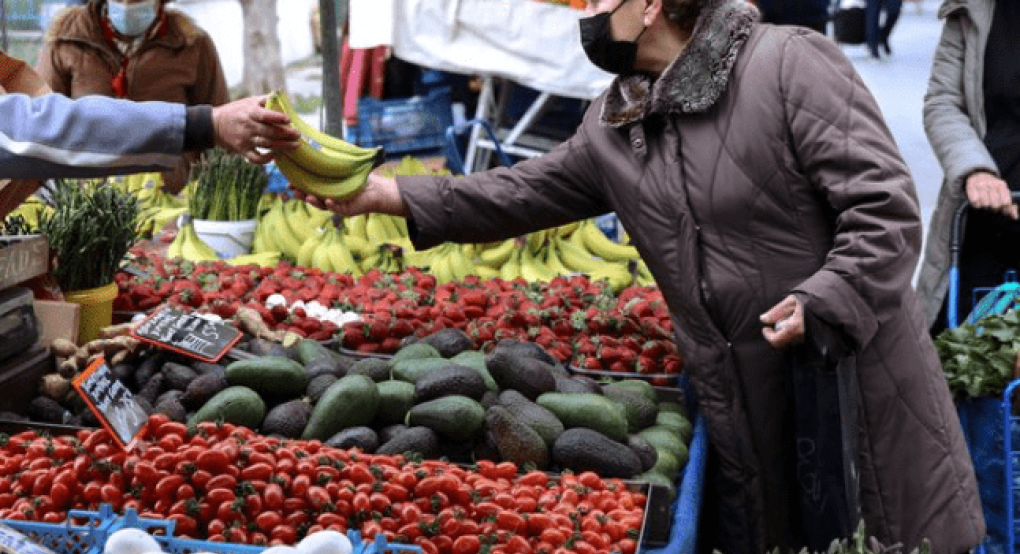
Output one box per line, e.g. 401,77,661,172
760,295,805,349
966,171,1017,219
295,172,411,218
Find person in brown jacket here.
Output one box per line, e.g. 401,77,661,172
303,0,985,551
35,0,231,192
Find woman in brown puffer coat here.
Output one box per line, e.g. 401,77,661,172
301,0,986,551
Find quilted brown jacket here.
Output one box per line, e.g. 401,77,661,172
397,0,985,551
35,2,229,106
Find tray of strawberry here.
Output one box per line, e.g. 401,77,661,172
113,253,682,381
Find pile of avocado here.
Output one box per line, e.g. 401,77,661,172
171,329,694,496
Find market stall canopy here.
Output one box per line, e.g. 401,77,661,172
348,0,614,100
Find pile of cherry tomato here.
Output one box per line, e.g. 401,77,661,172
0,415,646,554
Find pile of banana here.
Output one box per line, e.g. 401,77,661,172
252,196,333,261
106,172,189,237
465,219,655,292
166,214,281,267
4,196,52,232
265,91,383,200
295,218,363,276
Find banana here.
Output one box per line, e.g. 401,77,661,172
634,258,656,287
555,235,604,274
365,213,396,244
273,154,375,200
447,245,478,281
544,240,574,277
329,234,364,276
500,248,524,281
475,263,500,281
343,234,372,260
588,262,634,294
311,227,338,272
477,239,516,268
266,90,379,157
296,226,327,269
555,221,582,237
431,252,456,285
227,251,281,268
345,214,370,242
285,199,316,245
166,226,185,260
524,230,547,256
265,91,382,197
580,219,639,262
520,243,556,283
263,200,305,260
179,221,220,263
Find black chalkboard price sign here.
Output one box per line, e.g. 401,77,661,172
72,356,148,449
131,306,242,363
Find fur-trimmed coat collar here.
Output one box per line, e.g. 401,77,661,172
600,0,760,126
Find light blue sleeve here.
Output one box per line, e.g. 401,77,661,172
0,93,186,179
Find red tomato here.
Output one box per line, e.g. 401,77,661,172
263,483,285,511
255,511,283,533
240,462,273,481
154,474,185,500
452,535,480,554
205,488,236,507
204,474,237,492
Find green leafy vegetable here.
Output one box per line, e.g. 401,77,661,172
934,307,1020,399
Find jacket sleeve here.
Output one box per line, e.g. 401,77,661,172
190,33,231,107
781,31,922,350
0,93,183,179
922,15,998,190
396,125,608,251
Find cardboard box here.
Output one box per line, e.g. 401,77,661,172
0,235,50,291
33,300,80,347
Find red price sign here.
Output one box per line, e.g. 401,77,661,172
72,357,148,450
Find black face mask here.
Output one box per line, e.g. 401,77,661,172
579,0,646,75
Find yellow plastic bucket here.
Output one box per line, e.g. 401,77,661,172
64,282,119,345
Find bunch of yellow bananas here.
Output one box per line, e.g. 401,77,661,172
294,218,362,276
265,91,383,200
468,219,652,292
252,196,332,262
167,216,220,263
5,196,53,232
425,242,483,284
226,251,282,268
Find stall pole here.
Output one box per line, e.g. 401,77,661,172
1,0,8,52
320,0,343,138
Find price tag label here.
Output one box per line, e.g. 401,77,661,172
72,357,148,450
131,306,242,363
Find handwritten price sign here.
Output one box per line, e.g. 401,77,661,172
73,357,148,450
131,306,241,363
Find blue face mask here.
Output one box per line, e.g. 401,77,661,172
107,0,159,37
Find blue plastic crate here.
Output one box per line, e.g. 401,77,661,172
346,88,454,157
2,505,422,554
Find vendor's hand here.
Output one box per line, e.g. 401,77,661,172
296,172,411,218
160,158,191,195
760,295,805,349
211,95,301,164
966,171,1017,219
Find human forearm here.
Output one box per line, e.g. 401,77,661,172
0,93,182,179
